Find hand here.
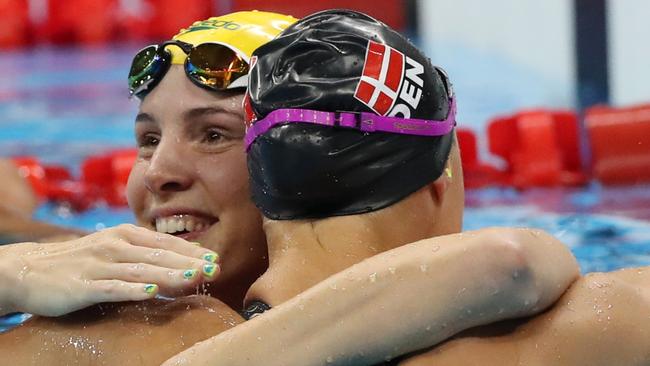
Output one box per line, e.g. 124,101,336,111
0,224,220,317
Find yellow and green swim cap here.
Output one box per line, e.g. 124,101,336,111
128,10,297,98
170,11,298,64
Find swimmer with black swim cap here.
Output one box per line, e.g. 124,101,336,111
245,9,457,220
239,7,464,324
227,15,575,366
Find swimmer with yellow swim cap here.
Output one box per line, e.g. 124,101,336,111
128,10,297,98
0,11,301,357
126,10,300,310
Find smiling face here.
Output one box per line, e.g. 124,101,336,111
126,65,267,306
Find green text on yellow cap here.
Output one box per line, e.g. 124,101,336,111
168,10,298,64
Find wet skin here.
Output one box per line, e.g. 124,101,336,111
0,66,257,364
1,296,243,365
127,66,267,309
401,267,650,366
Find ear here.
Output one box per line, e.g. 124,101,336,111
428,159,453,205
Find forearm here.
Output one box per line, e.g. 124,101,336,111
0,244,20,316
171,228,579,366
0,211,84,243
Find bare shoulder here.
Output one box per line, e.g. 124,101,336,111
527,267,650,365
0,295,244,365
400,267,650,366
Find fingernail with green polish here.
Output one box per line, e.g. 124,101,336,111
144,284,158,295
203,252,219,263
183,269,198,280
203,263,217,278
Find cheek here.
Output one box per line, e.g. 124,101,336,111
126,161,148,221
202,153,252,208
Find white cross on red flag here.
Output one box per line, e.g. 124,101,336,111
354,40,405,116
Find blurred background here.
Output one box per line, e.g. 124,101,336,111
0,0,649,272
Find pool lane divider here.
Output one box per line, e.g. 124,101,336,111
11,103,650,210
12,148,137,211
459,102,650,189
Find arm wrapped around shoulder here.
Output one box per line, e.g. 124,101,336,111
164,227,579,366
479,227,580,317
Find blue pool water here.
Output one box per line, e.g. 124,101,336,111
0,47,648,333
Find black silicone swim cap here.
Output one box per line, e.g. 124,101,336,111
246,9,455,220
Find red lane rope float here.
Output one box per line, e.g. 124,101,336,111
487,109,588,188
586,103,650,185
81,148,137,207
12,149,137,211
457,128,508,189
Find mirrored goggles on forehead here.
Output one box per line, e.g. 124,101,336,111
128,40,250,99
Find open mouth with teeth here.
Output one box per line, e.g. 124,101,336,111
154,214,216,238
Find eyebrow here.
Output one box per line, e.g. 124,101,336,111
135,112,155,123
182,106,240,121
135,106,242,125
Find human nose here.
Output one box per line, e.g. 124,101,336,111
144,137,193,195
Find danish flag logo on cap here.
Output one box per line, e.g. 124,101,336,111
354,40,405,116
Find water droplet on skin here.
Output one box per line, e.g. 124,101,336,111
420,264,428,272
431,245,440,252
326,356,334,363
368,273,377,282
388,267,396,274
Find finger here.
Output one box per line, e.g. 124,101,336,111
95,263,221,292
88,280,161,303
99,242,220,281
114,224,219,262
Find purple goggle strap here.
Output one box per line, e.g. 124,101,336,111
244,98,457,151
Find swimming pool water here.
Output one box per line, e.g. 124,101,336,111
465,185,650,273
1,46,649,276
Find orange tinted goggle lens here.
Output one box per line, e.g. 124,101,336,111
186,43,249,90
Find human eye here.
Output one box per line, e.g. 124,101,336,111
137,132,160,148
201,128,224,144
135,130,161,158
